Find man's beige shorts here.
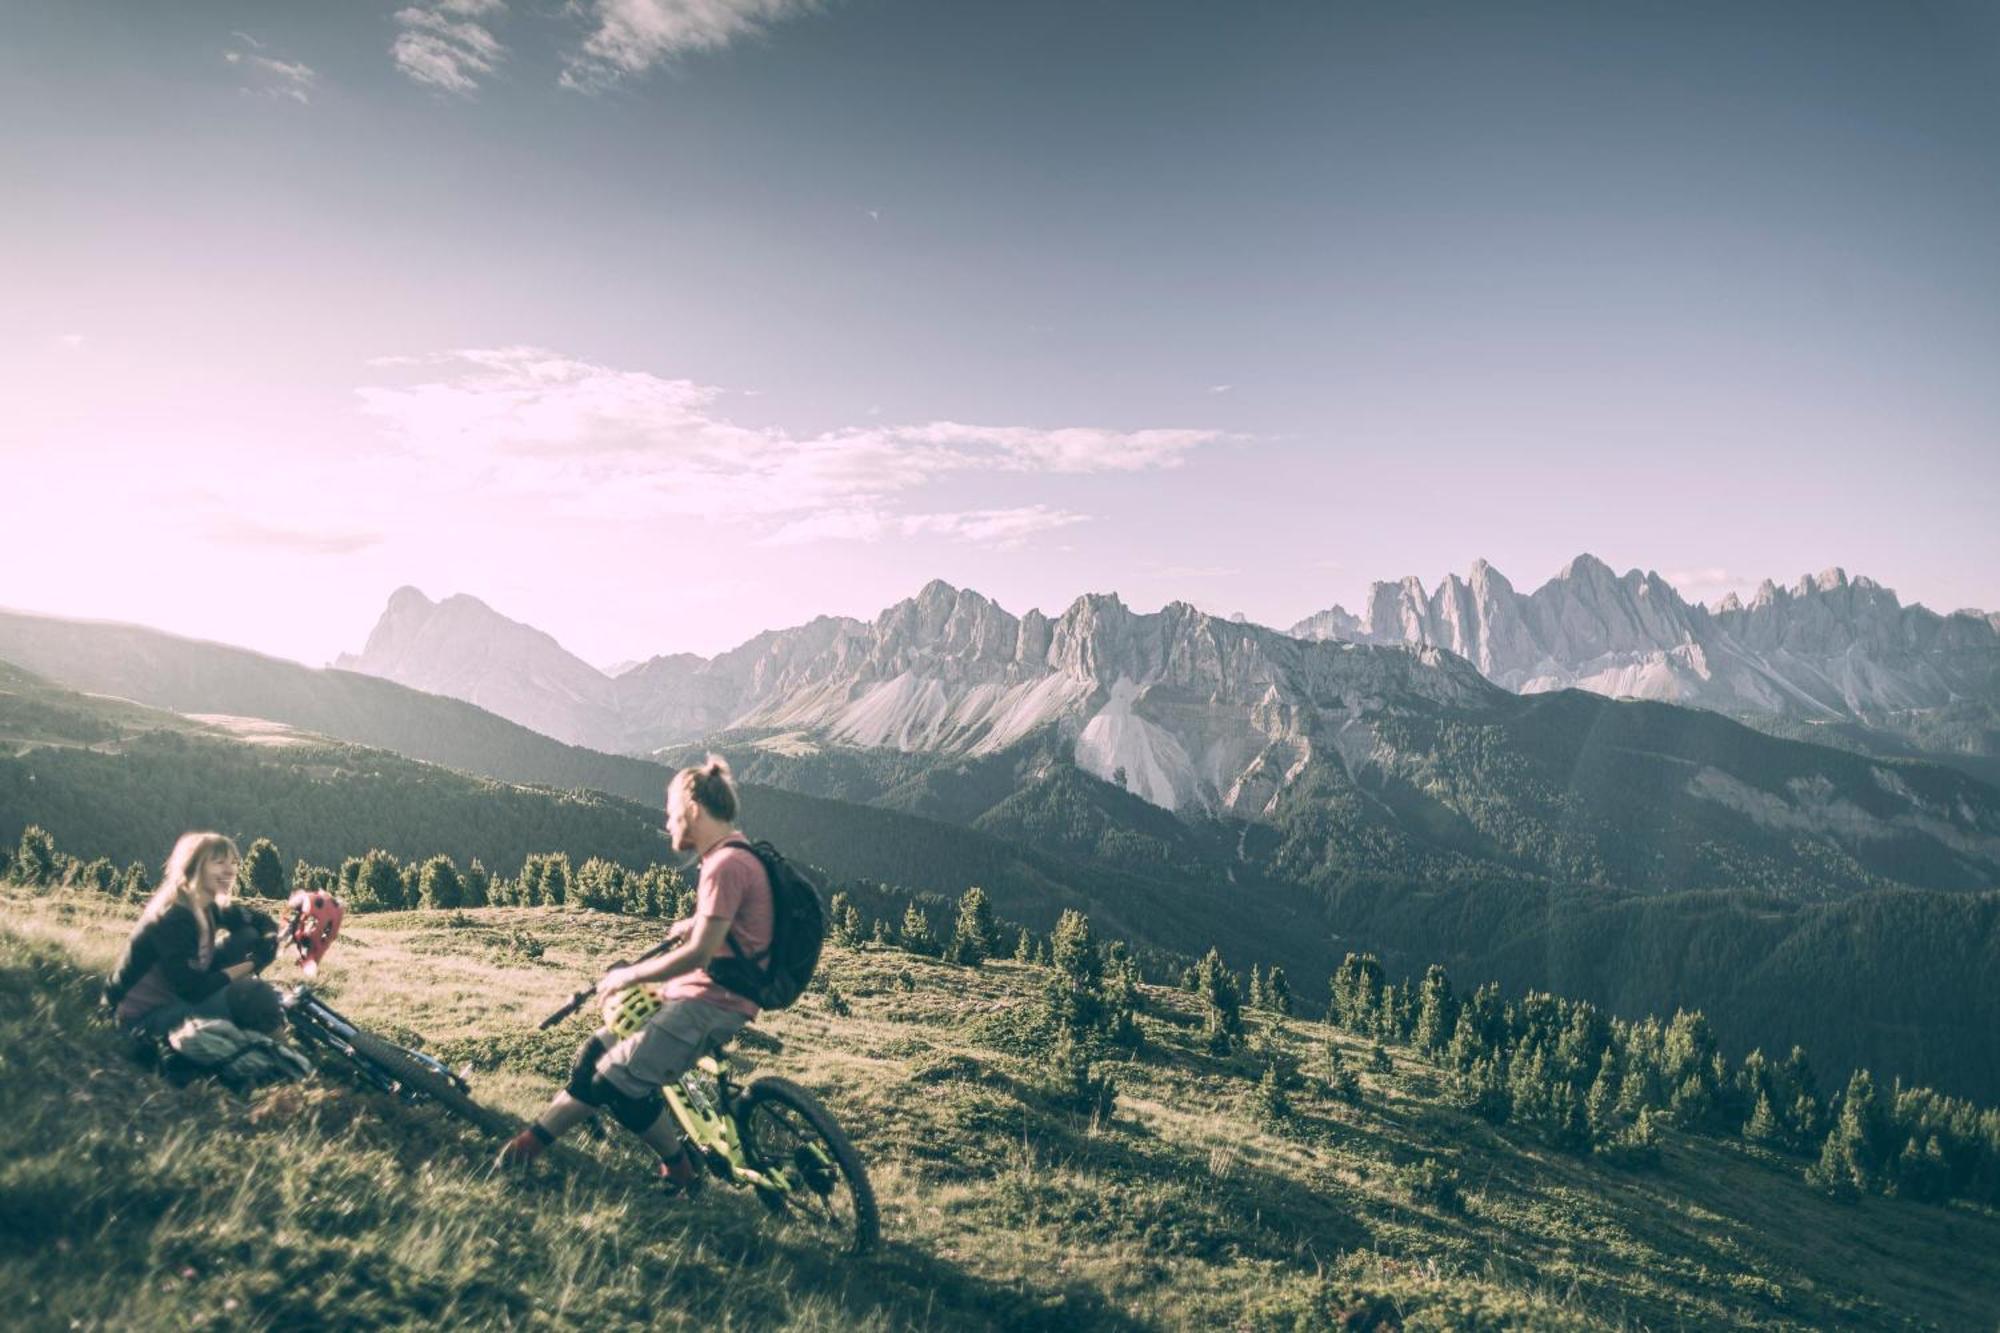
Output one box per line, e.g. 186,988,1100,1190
594,998,750,1100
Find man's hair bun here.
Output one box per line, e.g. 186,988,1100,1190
678,752,740,822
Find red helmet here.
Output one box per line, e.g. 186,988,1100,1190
283,889,344,976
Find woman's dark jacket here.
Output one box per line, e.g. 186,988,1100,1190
105,900,279,1011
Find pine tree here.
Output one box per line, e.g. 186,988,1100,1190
462,859,491,908
1330,952,1384,1032
240,838,285,899
1256,1060,1292,1122
13,826,59,889
870,917,894,945
1780,1046,1823,1149
1101,943,1143,1047
1586,1049,1621,1140
1376,981,1405,1041
1247,963,1266,1013
540,853,572,907
947,886,998,966
1415,963,1459,1053
1808,1068,1886,1197
78,857,117,895
1013,927,1036,963
1265,964,1293,1016
1324,1041,1361,1102
1041,1030,1117,1121
1453,1054,1511,1123
828,892,857,945
417,854,464,911
1664,1010,1721,1131
841,902,864,946
1598,1106,1663,1169
351,849,406,912
1195,947,1242,1055
1045,910,1105,1037
900,903,937,956
1892,1134,1950,1202
1745,1090,1785,1146
571,857,623,912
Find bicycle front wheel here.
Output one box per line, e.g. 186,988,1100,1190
734,1075,879,1253
343,1027,517,1138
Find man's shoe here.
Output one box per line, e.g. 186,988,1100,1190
495,1128,547,1170
658,1146,704,1197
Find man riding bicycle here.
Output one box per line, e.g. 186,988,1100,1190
496,755,772,1194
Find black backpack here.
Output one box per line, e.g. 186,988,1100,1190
706,840,826,1011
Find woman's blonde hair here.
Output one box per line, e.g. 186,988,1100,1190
142,831,241,924
671,753,740,823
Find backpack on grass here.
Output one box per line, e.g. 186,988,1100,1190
706,840,825,1012
164,1016,312,1091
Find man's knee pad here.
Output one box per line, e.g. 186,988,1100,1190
564,1034,665,1132
596,1080,665,1135
565,1035,608,1103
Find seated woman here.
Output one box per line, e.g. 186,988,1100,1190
105,832,283,1040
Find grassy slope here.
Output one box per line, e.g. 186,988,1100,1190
6,886,1996,1331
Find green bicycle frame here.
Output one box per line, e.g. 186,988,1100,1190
666,1055,797,1195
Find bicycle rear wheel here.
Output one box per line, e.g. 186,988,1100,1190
734,1075,879,1253
343,1026,516,1138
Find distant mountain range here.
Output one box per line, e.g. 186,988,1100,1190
335,556,2000,807
338,581,1502,814
1291,555,2000,769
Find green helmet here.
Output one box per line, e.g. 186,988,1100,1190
602,984,663,1040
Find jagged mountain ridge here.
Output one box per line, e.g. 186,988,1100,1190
327,581,2000,892
1289,554,2000,759
341,581,1503,815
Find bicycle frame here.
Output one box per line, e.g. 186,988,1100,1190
668,1055,797,1195
281,984,462,1099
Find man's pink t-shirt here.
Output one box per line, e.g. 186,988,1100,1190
662,838,772,1019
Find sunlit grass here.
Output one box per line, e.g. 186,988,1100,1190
4,882,1997,1330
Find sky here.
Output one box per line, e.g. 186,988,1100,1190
5,0,1999,669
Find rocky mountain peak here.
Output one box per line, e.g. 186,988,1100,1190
1557,552,1616,583
385,585,434,615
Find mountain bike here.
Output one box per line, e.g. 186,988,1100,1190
540,946,878,1253
661,1031,880,1254
281,982,516,1138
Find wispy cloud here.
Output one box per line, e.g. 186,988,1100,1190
763,505,1088,548
356,347,1227,543
561,0,818,91
1664,566,1752,606
55,334,85,351
207,518,383,556
225,35,317,104
393,0,507,94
